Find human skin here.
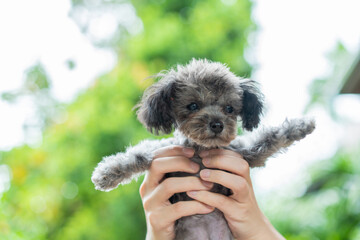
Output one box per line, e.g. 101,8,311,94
139,145,285,240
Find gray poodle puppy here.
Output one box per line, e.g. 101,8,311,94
92,59,315,240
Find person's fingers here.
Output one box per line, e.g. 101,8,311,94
201,154,251,183
186,190,240,220
149,201,215,230
199,169,250,201
144,155,200,189
142,145,197,191
143,176,213,208
153,145,195,159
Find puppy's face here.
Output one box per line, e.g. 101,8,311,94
136,59,264,147
172,79,242,148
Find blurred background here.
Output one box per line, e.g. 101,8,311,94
0,0,360,239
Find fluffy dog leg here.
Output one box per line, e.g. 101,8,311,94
229,118,315,167
92,138,174,191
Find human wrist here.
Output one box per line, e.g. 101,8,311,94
145,227,174,240
250,214,285,240
145,231,162,240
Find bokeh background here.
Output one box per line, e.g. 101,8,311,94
1,0,360,239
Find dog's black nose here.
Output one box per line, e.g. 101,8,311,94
209,121,224,134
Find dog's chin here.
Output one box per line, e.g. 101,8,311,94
179,123,237,148
189,135,235,148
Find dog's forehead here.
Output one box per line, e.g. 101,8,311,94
176,76,241,103
172,60,244,104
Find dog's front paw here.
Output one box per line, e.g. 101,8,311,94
91,154,128,192
91,171,118,192
282,118,316,141
91,170,121,192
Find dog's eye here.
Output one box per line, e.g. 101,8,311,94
225,105,234,113
187,103,199,111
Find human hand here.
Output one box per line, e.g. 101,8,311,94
185,149,285,240
139,145,215,240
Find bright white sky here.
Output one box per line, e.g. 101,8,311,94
251,0,360,195
0,0,360,194
0,0,116,150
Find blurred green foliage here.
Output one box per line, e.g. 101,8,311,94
305,42,356,120
2,0,359,239
265,149,360,240
0,0,254,239
264,44,360,240
1,62,61,132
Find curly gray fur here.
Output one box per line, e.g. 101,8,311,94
92,138,174,191
91,59,315,239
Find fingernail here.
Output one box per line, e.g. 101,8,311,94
202,157,210,166
183,148,194,157
201,180,213,188
199,151,209,158
200,169,210,178
188,191,197,197
190,162,199,171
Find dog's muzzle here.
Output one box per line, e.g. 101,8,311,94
209,121,224,134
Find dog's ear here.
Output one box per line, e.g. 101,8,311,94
239,79,264,131
135,73,176,135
